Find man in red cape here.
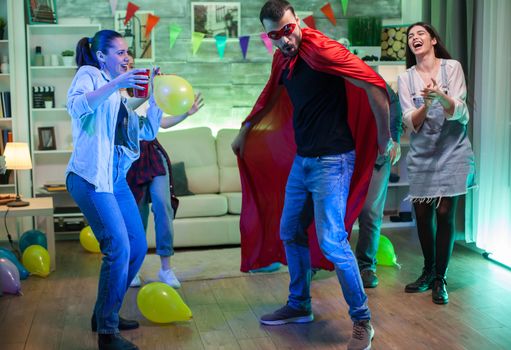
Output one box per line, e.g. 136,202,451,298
232,1,391,348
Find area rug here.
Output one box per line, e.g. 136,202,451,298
138,247,288,282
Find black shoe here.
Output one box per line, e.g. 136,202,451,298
360,269,379,288
405,268,435,293
92,315,139,332
98,334,139,350
432,276,449,304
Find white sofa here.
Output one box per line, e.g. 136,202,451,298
145,127,242,248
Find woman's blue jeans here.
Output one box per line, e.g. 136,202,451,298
66,148,147,334
280,152,370,321
138,150,175,257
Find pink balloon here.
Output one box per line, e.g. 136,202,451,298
0,257,21,295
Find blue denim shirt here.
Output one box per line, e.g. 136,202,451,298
66,66,162,193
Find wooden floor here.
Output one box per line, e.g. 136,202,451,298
1,228,511,350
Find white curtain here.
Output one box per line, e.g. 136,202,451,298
469,0,511,266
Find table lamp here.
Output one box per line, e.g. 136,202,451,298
4,142,32,207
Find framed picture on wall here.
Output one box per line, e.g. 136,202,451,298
191,2,241,40
38,127,56,150
114,10,155,63
26,0,58,24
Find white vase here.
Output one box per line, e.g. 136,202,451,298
62,56,74,67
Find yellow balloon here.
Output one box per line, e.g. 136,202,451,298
137,282,192,323
80,226,101,253
153,75,194,116
22,245,50,277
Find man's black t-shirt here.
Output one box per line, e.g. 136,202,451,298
281,57,354,157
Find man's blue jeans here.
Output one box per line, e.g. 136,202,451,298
138,150,175,257
66,148,147,334
356,156,391,272
280,152,370,321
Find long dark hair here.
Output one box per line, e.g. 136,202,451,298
75,30,123,69
405,22,451,69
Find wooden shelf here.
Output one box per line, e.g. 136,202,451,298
29,24,100,35
33,150,72,155
388,181,409,187
365,61,406,67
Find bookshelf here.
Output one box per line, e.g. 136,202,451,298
0,0,15,194
26,23,100,195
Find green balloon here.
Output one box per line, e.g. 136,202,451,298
376,235,398,266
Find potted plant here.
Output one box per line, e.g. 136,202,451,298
348,17,383,62
0,18,6,40
61,50,75,66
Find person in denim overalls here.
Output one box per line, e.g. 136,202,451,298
66,30,162,350
122,52,204,290
397,23,475,305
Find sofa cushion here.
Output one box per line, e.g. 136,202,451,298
171,162,193,196
222,192,241,214
158,127,219,194
146,215,240,248
175,194,228,218
216,129,242,193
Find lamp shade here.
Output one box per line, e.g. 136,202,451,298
4,142,32,170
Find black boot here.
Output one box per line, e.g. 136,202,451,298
432,276,449,304
404,267,435,293
98,334,139,350
92,315,139,332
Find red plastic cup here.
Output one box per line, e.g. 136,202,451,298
133,69,150,98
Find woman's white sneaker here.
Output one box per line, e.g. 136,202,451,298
158,268,181,288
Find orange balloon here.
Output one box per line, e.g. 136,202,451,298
153,75,194,116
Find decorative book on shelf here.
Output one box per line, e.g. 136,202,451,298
43,183,67,192
32,86,55,109
0,91,11,118
0,194,16,205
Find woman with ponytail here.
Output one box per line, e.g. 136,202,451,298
66,30,162,350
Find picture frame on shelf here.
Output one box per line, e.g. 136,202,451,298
380,25,408,62
191,2,240,40
26,0,58,24
38,126,56,150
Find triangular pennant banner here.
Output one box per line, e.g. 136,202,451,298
145,13,160,38
239,35,250,59
260,33,273,55
341,0,349,16
124,2,139,25
168,24,182,50
192,32,205,55
109,0,117,16
321,3,336,26
302,15,317,30
215,35,227,59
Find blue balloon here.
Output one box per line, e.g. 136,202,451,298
0,247,30,280
19,230,47,253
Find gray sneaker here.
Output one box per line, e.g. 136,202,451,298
360,270,378,288
259,304,314,326
347,320,374,350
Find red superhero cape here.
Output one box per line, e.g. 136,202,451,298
238,28,387,272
